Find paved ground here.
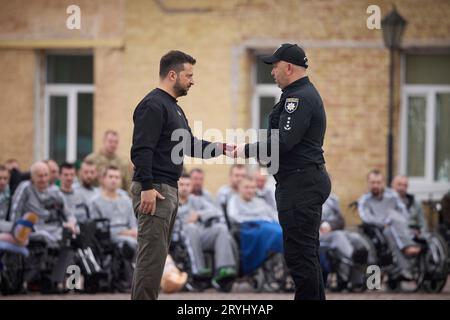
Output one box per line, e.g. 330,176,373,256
1,278,450,300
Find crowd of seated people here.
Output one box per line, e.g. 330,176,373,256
0,130,135,293
1,134,449,295
358,170,423,280
174,174,236,290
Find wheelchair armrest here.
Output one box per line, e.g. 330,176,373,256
358,223,384,232
202,216,221,228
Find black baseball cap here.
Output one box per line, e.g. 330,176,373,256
261,43,308,68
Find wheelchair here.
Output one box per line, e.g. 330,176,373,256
169,217,236,293
320,231,372,292
73,203,136,293
221,203,291,293
0,203,135,295
0,239,27,295
169,220,290,293
358,223,448,293
422,199,450,292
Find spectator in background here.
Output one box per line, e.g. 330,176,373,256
216,164,247,210
0,165,11,231
358,169,421,279
227,176,283,275
85,130,132,193
90,165,136,243
391,175,428,235
44,159,60,192
58,162,87,225
189,168,215,205
253,167,276,210
5,158,30,196
73,159,100,213
176,174,236,288
10,161,76,241
320,194,356,287
227,176,278,224
90,165,137,291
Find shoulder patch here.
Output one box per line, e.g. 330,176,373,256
284,98,299,113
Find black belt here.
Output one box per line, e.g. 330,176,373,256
274,163,325,182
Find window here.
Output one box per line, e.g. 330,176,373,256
400,53,450,198
252,55,281,130
44,54,94,164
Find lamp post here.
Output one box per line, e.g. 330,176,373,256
381,7,407,185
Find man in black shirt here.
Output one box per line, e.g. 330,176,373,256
234,44,331,300
130,50,234,300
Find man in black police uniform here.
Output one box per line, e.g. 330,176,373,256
234,43,331,300
130,50,234,300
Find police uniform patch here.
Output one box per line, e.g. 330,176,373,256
284,98,299,113
283,116,292,131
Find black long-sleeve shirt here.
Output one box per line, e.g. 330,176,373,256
245,76,326,175
131,88,222,191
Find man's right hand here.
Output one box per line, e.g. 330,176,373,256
139,189,165,215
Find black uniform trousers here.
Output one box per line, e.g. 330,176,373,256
275,164,331,300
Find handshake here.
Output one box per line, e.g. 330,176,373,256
221,143,246,158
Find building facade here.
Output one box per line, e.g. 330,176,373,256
1,0,449,224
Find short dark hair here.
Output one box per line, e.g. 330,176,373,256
367,169,383,179
230,164,246,175
189,168,204,176
180,173,191,179
0,165,9,173
82,158,95,167
102,165,120,177
60,162,75,173
104,130,119,138
159,50,196,78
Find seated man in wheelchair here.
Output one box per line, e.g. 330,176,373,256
253,167,277,211
9,161,78,292
320,193,373,291
174,174,237,290
392,175,449,292
90,165,137,292
227,176,283,276
216,164,247,210
358,169,422,280
391,175,428,236
58,162,93,225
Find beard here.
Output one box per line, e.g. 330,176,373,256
173,78,189,97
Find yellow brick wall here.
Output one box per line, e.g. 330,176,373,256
0,50,35,169
1,0,449,224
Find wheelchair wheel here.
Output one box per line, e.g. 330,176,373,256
422,233,448,293
401,254,426,293
260,253,288,292
249,268,265,293
0,251,25,295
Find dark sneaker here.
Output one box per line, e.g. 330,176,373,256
211,267,236,292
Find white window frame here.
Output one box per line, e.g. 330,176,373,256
251,54,281,130
400,84,450,200
251,85,281,130
44,84,94,162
